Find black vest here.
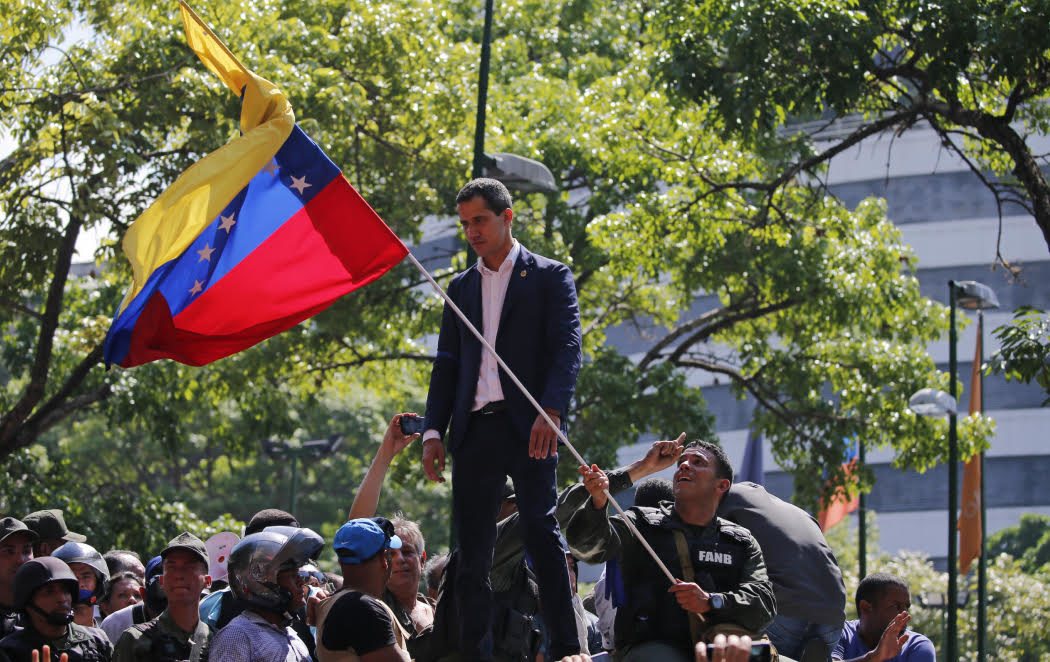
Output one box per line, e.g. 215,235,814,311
614,508,753,654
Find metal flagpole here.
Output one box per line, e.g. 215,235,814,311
405,251,683,589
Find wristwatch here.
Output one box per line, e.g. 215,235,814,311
709,593,725,610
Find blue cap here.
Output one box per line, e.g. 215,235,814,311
333,517,402,565
145,555,163,581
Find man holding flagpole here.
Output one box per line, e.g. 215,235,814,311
421,178,583,660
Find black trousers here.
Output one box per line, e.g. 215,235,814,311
451,410,580,660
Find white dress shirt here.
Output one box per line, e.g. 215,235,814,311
423,241,520,443
472,239,520,410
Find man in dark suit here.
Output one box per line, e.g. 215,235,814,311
421,178,583,660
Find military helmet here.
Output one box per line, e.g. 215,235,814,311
52,541,110,604
226,528,323,614
14,557,79,610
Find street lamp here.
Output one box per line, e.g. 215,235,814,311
954,281,997,662
261,435,344,517
481,153,557,194
469,3,558,192
909,279,998,662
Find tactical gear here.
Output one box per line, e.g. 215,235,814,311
563,479,776,661
13,557,79,611
51,542,109,606
113,609,211,662
226,528,323,615
160,532,209,567
0,517,38,544
21,510,86,544
0,622,111,661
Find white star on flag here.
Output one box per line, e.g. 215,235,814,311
289,175,312,195
197,243,216,262
189,280,204,296
218,213,236,233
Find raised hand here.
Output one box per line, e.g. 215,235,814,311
382,413,421,460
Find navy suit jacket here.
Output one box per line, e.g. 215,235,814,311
423,246,583,453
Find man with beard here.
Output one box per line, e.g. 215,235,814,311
564,440,776,662
314,518,410,662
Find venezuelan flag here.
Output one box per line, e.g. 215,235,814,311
104,2,408,368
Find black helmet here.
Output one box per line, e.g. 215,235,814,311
52,541,109,605
227,528,323,614
14,557,78,610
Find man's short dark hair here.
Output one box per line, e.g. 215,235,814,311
634,478,674,508
456,178,513,214
855,572,909,612
245,509,299,535
683,439,734,484
103,549,142,577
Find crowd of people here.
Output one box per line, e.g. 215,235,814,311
0,418,934,662
1,179,936,662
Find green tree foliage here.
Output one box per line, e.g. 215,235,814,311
654,0,1050,259
1,0,986,538
990,307,1050,403
986,513,1050,573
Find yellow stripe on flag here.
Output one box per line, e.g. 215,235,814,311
117,1,294,313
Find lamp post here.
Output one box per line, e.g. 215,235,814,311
469,2,557,191
952,281,998,662
261,435,344,517
908,386,958,658
909,279,997,662
858,437,867,579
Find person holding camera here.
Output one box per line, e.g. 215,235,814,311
565,440,776,662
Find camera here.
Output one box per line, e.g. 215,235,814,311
399,414,426,435
705,641,771,662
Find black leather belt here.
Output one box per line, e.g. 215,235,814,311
473,400,507,416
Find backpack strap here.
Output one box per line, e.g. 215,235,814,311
671,528,705,644
131,603,148,625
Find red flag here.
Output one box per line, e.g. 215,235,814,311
818,440,860,532
959,317,983,574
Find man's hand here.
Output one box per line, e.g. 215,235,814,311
422,438,446,483
305,588,329,626
695,634,753,662
529,408,561,459
32,647,69,662
629,433,686,481
380,414,420,461
872,612,911,661
668,579,712,614
579,463,610,509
